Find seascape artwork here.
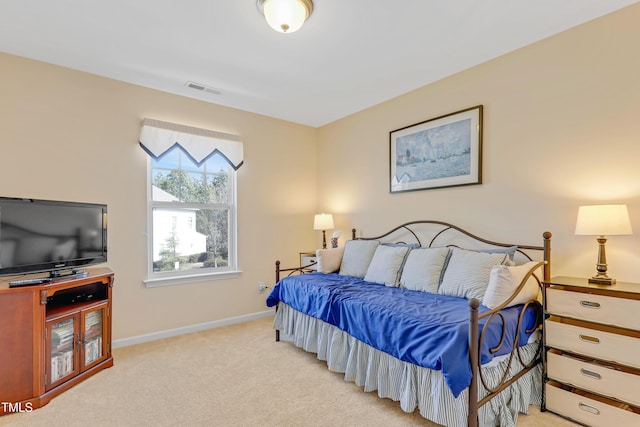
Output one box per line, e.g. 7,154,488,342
390,106,482,192
394,119,471,183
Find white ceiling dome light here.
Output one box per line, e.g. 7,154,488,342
257,0,314,33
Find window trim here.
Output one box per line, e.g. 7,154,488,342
145,155,239,287
143,270,242,288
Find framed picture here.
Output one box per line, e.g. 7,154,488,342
390,105,483,193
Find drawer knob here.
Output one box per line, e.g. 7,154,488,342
579,334,600,344
578,402,600,415
580,300,601,309
580,368,602,380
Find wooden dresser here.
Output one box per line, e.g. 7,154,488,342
0,268,114,415
543,276,640,426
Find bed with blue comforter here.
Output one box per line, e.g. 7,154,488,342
267,221,551,427
266,272,538,398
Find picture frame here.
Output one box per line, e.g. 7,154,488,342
390,105,483,193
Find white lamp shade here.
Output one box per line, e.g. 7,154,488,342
575,204,633,236
262,0,310,33
313,213,334,230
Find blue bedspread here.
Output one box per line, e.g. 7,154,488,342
266,273,539,397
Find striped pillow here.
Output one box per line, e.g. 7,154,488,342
399,247,450,293
438,248,509,300
364,244,410,287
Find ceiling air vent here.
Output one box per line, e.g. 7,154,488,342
185,81,223,96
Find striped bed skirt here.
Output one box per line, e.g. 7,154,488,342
274,302,542,427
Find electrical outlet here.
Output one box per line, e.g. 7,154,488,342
258,282,267,293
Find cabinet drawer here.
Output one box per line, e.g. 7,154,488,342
547,351,640,407
545,319,640,369
547,287,640,330
545,383,640,427
300,256,317,270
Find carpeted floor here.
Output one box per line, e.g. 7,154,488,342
0,316,576,426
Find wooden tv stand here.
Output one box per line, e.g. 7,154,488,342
0,268,114,415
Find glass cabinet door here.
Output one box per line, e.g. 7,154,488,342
81,304,107,369
47,315,78,388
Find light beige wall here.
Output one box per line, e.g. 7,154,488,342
3,4,640,340
318,4,640,283
1,53,317,339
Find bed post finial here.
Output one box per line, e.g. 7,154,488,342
468,298,480,427
543,231,552,282
352,228,356,239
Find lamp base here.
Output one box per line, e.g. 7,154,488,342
588,275,616,285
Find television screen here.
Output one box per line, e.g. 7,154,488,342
0,197,107,276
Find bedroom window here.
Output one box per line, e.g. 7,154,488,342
138,118,243,287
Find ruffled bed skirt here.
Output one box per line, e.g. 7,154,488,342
274,302,542,427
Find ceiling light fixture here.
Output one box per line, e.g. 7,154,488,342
257,0,314,33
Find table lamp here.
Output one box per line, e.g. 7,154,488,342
575,204,632,285
313,213,334,249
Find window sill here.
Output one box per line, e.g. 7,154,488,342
144,270,242,288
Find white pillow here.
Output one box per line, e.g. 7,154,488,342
400,247,450,293
482,261,542,309
364,245,410,287
338,239,380,278
315,247,344,274
438,248,509,300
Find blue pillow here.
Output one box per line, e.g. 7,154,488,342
477,245,518,260
382,242,420,249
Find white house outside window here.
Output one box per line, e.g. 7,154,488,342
147,149,237,284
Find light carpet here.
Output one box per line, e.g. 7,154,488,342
0,316,576,426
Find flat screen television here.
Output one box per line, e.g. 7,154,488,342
0,197,107,277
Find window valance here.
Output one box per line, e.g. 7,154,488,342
139,118,244,170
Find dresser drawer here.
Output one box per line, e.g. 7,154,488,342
547,287,640,330
547,351,640,407
300,255,317,270
545,383,640,427
545,319,640,369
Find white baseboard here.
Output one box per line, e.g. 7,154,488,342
112,309,275,349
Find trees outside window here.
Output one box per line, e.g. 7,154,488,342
148,148,236,278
